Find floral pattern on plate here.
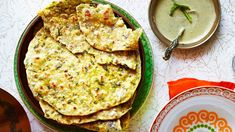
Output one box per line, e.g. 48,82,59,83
150,87,235,132
173,109,232,132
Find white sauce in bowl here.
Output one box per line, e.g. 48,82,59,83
154,0,216,44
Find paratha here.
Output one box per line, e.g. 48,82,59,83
87,48,138,70
39,100,129,125
79,112,131,132
77,4,143,52
39,95,134,125
38,0,89,53
38,0,139,70
24,29,141,116
80,119,122,132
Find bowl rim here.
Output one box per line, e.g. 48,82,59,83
148,0,221,49
150,86,235,132
0,88,31,131
14,0,154,131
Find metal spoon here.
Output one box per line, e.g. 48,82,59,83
163,28,185,61
233,56,235,73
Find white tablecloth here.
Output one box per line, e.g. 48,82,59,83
0,0,235,131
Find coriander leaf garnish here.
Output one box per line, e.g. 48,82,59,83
181,8,192,23
169,2,192,23
170,3,180,16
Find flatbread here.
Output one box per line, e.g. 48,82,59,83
38,0,90,53
39,96,133,125
77,4,143,52
39,100,129,125
80,112,131,132
80,119,122,132
87,48,138,70
24,29,141,116
38,1,139,69
39,92,136,125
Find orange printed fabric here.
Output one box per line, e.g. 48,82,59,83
168,78,235,99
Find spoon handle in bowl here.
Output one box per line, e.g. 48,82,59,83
163,28,185,61
163,37,179,60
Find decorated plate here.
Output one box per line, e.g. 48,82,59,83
0,88,30,131
151,86,235,132
14,0,153,131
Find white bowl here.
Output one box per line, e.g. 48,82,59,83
151,86,235,132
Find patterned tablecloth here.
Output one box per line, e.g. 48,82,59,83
0,0,235,131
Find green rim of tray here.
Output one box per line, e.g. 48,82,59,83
14,0,154,131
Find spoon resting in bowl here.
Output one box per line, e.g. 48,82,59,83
163,28,185,61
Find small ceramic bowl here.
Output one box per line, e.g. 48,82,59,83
150,86,235,132
149,0,221,49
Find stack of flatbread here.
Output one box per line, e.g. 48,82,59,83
24,0,142,131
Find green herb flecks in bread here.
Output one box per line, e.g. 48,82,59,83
38,0,139,69
24,29,141,116
77,4,143,52
39,94,136,125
